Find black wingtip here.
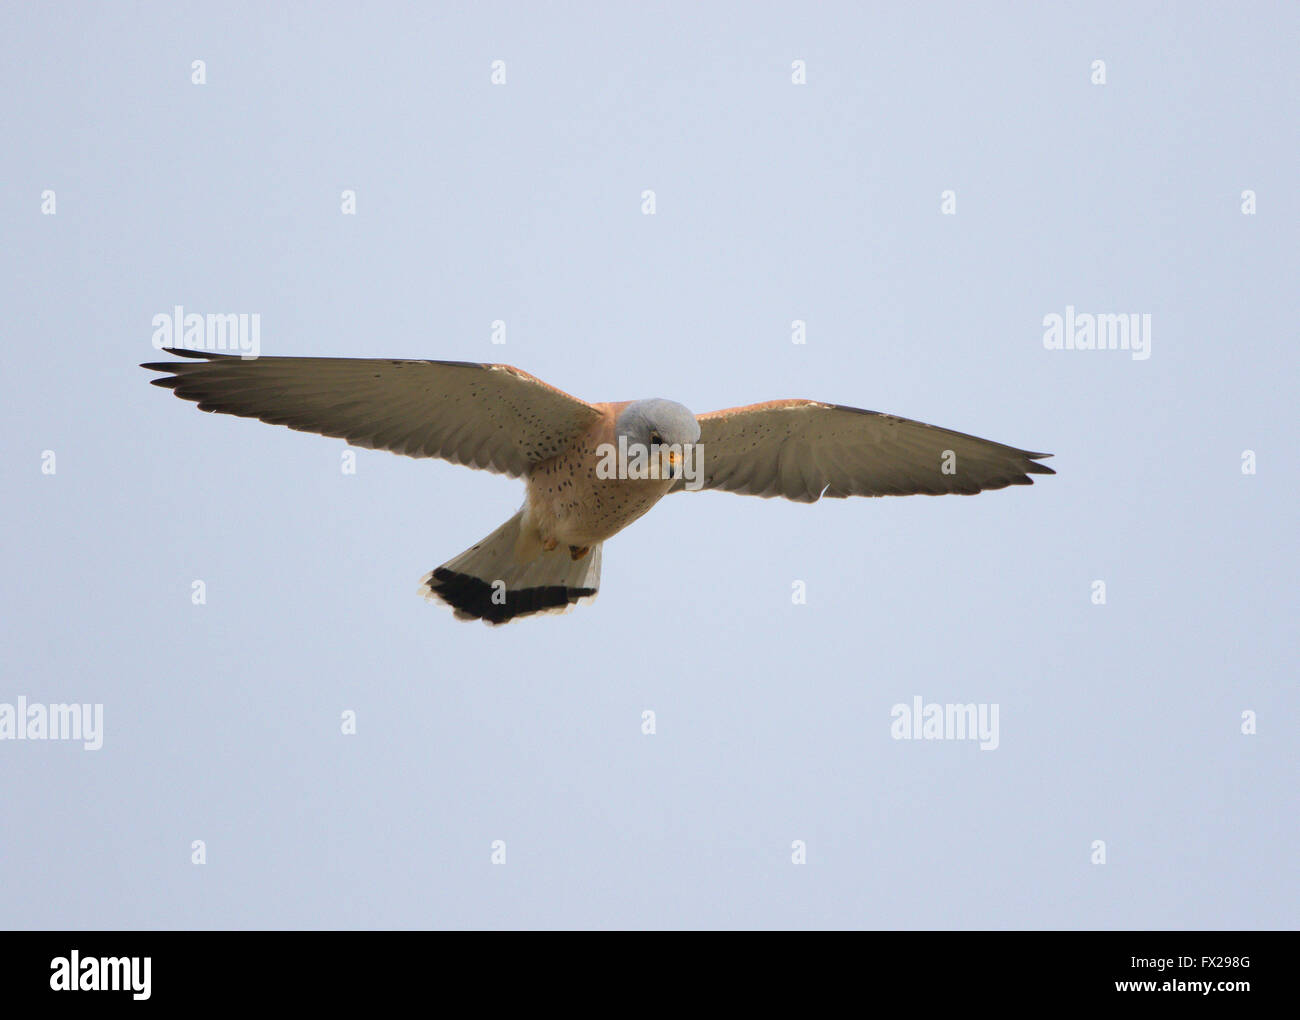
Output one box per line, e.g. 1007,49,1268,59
139,348,238,371
163,347,234,360
140,348,232,371
1025,452,1056,476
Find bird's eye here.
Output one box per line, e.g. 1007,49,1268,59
649,431,661,445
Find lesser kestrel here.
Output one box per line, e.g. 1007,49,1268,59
142,350,1054,623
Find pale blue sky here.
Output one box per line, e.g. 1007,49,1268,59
1,1,1295,929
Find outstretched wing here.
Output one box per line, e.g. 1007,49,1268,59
675,399,1054,502
141,350,604,478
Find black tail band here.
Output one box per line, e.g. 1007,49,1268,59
427,568,596,625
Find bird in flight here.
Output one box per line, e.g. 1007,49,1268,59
142,350,1054,624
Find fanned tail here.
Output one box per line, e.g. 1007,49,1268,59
419,510,602,624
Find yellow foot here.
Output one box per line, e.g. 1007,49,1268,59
569,545,590,561
542,538,558,552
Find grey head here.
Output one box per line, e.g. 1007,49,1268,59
612,399,701,483
614,398,701,450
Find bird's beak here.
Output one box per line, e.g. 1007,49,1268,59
665,449,682,479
